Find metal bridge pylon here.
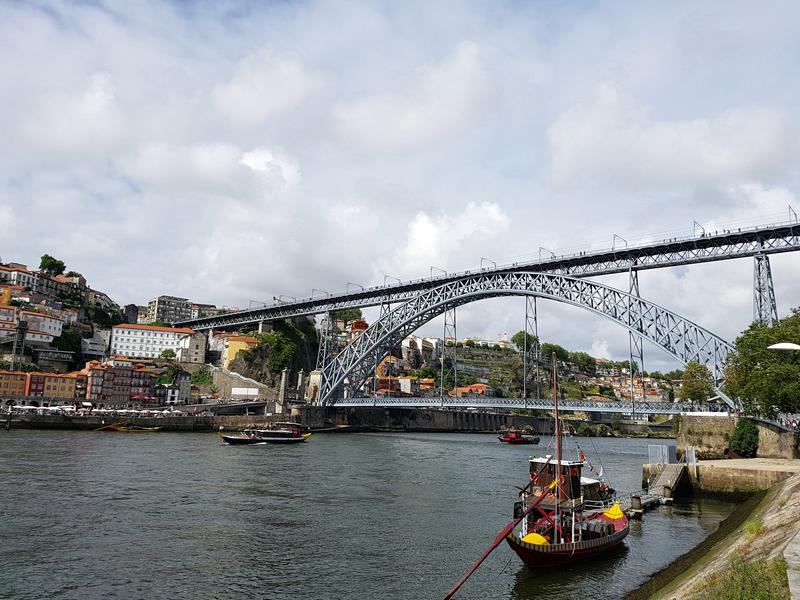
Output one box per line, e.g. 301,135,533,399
439,307,457,404
522,296,540,406
628,263,645,412
753,249,778,326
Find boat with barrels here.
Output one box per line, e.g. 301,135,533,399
220,422,311,445
505,356,628,567
443,354,628,599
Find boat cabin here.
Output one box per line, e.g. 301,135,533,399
529,456,584,499
274,421,302,435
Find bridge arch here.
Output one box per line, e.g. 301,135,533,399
319,272,735,407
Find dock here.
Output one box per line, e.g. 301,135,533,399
616,462,690,519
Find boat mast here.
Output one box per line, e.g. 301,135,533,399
553,352,561,494
552,351,562,543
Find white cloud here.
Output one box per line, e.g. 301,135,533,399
334,41,490,151
1,0,799,373
0,204,14,230
548,84,796,189
213,50,322,127
590,340,611,360
378,201,511,278
240,147,301,188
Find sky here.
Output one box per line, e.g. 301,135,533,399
1,0,799,371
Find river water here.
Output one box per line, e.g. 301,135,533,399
1,431,735,599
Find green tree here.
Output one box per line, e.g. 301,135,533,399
725,308,800,415
333,308,363,325
39,254,66,276
511,331,538,352
51,328,82,355
65,271,82,278
729,418,759,457
678,361,714,403
541,342,569,362
256,331,298,374
465,339,476,348
160,349,176,360
568,351,596,371
191,366,214,386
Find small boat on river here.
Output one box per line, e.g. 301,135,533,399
498,428,540,445
220,422,311,445
95,421,162,432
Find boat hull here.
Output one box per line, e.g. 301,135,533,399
221,434,310,445
505,525,629,568
498,437,539,445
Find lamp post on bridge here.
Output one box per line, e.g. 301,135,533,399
538,247,556,261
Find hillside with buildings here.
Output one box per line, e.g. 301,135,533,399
1,254,691,413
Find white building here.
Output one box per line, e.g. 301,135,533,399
0,264,39,290
109,324,195,359
0,305,63,345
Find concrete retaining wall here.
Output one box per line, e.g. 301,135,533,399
688,464,794,494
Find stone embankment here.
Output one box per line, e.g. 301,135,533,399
633,459,800,599
678,414,799,459
295,406,549,433
11,407,550,434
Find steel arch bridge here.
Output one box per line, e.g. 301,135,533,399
318,272,736,407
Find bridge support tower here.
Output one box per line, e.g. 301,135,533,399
522,296,540,405
628,263,645,411
753,250,778,326
440,307,457,404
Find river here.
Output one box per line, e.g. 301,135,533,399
0,431,735,599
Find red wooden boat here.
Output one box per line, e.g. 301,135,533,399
505,356,628,568
443,355,628,599
498,429,540,445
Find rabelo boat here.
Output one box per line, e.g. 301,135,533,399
220,421,311,445
504,356,629,567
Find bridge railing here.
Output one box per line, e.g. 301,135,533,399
327,396,728,414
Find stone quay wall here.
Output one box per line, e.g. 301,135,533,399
295,406,549,433
677,415,800,459
12,408,549,434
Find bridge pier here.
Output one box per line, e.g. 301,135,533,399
753,250,778,325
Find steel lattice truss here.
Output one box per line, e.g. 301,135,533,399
319,272,736,407
178,222,800,331
331,397,720,415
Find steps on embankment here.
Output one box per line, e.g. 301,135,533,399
644,458,800,495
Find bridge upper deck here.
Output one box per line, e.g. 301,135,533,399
179,221,799,330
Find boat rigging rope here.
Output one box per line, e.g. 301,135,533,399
586,435,608,484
